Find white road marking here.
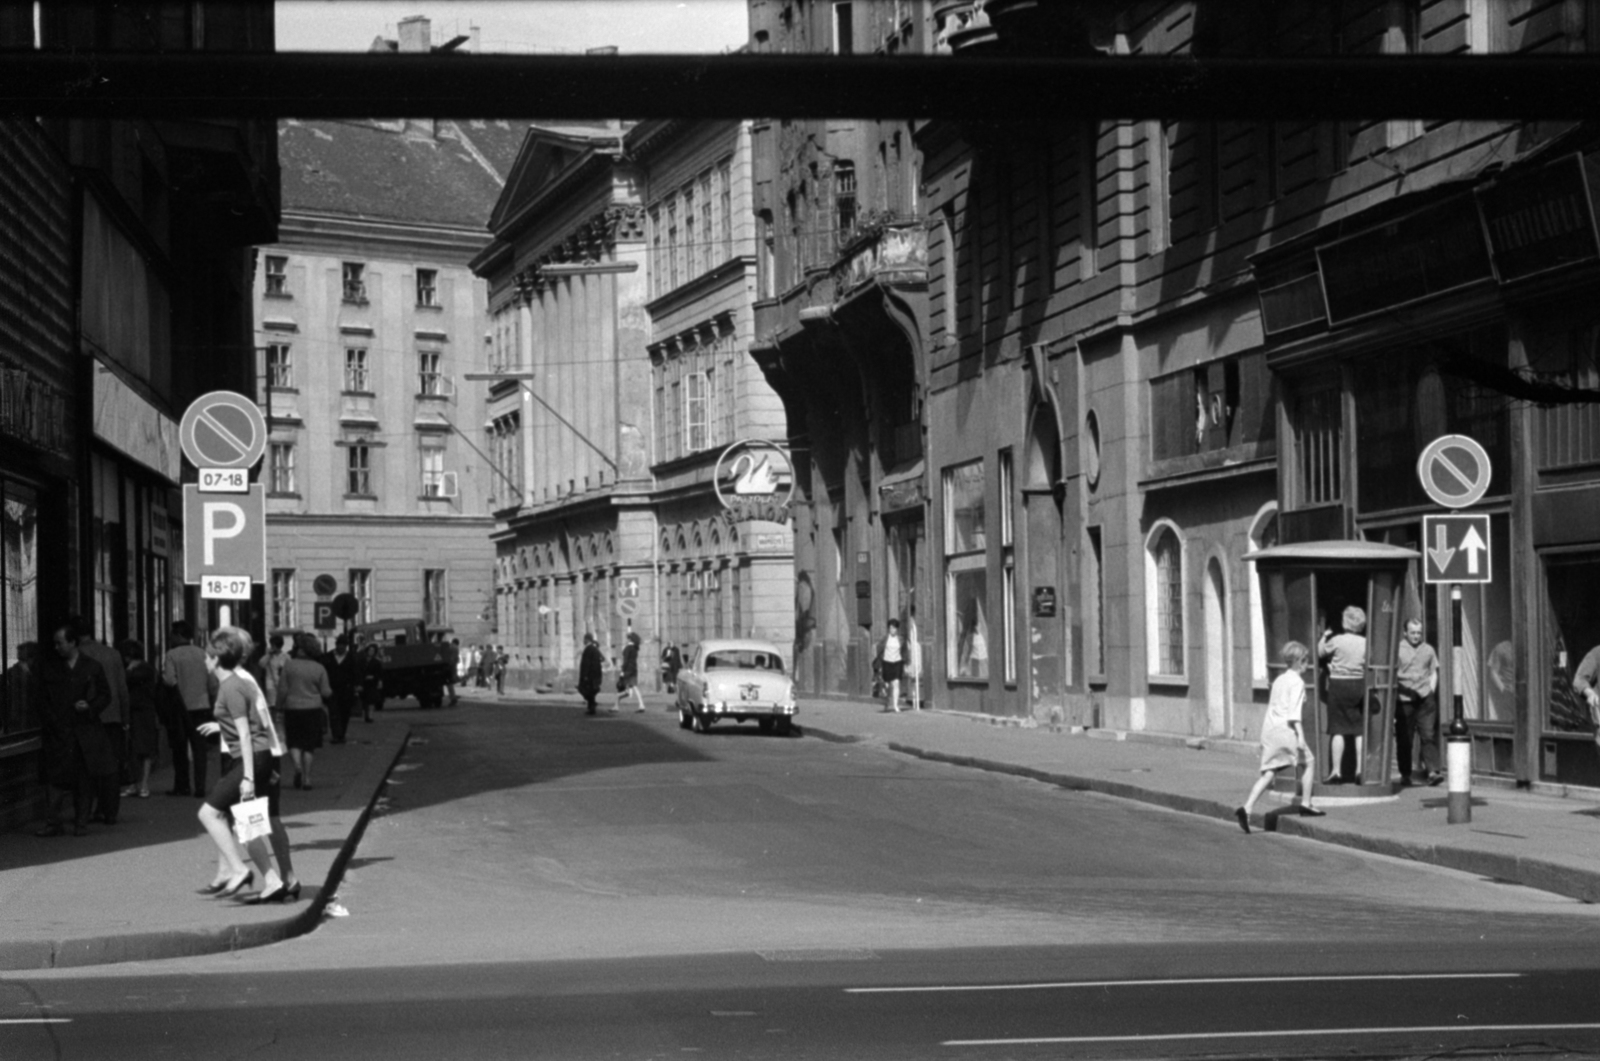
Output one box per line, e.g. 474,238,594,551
0,1018,72,1025
848,972,1521,993
945,1022,1600,1047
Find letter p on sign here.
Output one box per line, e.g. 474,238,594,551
183,485,267,586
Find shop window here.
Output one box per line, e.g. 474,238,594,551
944,460,988,680
1146,522,1186,679
1542,550,1600,737
416,268,437,308
1,481,40,738
269,442,296,494
344,348,369,393
348,568,372,623
266,344,293,389
1352,331,1509,513
264,255,288,297
423,569,447,628
271,569,296,630
346,442,373,497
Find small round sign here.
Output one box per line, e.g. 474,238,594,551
617,596,639,619
180,390,268,471
331,592,361,621
313,573,339,598
1416,434,1493,510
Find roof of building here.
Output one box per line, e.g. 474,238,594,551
277,117,618,230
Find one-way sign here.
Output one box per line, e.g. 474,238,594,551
1422,513,1492,584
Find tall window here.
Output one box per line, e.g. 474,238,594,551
666,201,680,290
416,267,438,307
271,569,296,630
342,261,367,302
700,172,714,273
649,206,664,297
344,347,369,392
999,449,1015,685
349,568,372,623
1146,524,1185,677
834,160,857,248
421,447,450,497
944,460,988,680
266,344,292,388
684,371,709,454
683,184,698,274
833,0,853,53
718,159,733,263
418,350,443,395
423,569,447,628
1088,525,1106,678
264,255,287,296
1,480,41,737
269,442,296,494
347,442,372,496
1291,382,1342,508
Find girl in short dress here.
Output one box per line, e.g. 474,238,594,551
1236,641,1325,833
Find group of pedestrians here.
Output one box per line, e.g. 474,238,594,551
459,643,507,694
1235,608,1446,833
576,630,645,715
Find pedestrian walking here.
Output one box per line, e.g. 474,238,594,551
161,620,217,797
325,635,360,743
263,634,290,714
69,616,130,825
117,639,160,800
1236,641,1325,833
660,641,682,693
359,642,384,721
193,626,281,900
31,622,116,837
444,638,461,705
221,652,301,905
875,618,906,713
1395,618,1443,786
278,634,332,790
614,631,645,714
475,644,492,688
1318,605,1368,784
578,632,604,715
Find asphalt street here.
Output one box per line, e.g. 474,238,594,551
6,694,1600,1059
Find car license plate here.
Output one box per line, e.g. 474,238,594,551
740,684,761,701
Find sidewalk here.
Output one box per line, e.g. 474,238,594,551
0,718,408,971
795,697,1600,904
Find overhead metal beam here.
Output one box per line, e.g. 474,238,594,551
1,52,1598,120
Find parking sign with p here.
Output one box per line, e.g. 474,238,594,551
180,391,269,599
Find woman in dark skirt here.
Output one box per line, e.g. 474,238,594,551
277,634,331,789
1319,605,1369,784
117,639,161,799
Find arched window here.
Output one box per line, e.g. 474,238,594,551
1145,522,1186,678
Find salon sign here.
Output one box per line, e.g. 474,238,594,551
714,440,794,524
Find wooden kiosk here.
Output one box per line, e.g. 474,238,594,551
1244,541,1419,798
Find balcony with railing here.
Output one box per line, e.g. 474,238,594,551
834,218,928,299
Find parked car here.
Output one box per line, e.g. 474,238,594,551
675,638,798,735
352,618,452,709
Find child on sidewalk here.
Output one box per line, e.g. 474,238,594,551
1236,640,1325,834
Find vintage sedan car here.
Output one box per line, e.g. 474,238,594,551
676,638,798,735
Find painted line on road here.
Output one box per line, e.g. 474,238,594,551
848,972,1521,994
944,1022,1600,1047
0,1018,72,1025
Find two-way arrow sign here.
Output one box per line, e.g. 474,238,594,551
1422,514,1493,584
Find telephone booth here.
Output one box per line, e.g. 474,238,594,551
1244,541,1419,798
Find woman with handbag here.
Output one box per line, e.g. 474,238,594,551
194,626,283,899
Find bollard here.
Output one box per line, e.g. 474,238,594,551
1446,718,1471,824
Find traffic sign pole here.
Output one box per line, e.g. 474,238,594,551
1445,583,1472,824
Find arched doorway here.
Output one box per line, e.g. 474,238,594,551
1023,399,1065,721
1204,557,1229,736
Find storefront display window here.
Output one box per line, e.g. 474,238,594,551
1,481,40,738
944,460,988,680
1542,550,1600,737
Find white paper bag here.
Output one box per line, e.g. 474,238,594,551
231,796,273,844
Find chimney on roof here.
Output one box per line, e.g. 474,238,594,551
398,15,430,53
466,25,480,53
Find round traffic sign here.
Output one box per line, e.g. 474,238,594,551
617,596,639,619
313,573,339,598
1416,434,1493,509
180,390,268,470
331,592,361,621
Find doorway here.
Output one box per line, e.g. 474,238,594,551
1204,557,1229,736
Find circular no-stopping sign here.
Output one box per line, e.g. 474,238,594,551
180,390,268,470
1416,434,1493,510
313,574,339,598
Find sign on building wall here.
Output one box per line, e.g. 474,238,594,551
1477,153,1600,283
714,440,794,524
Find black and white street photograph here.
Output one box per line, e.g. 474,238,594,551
5,2,1600,1057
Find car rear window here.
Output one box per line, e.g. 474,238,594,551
704,650,785,672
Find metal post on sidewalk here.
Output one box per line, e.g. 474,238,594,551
1445,583,1472,824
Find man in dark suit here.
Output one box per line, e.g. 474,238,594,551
325,635,361,744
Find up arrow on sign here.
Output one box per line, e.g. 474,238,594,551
1422,514,1493,584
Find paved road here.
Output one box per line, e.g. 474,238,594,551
6,695,1600,1059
